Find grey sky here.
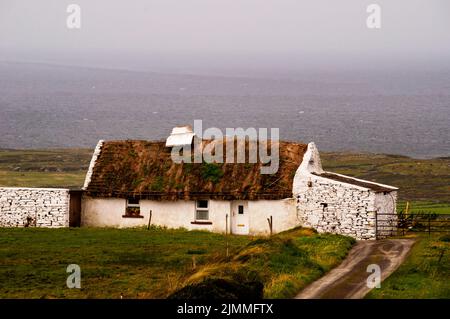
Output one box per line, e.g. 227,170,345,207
0,0,449,72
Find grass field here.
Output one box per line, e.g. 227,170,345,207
0,226,353,299
366,234,450,299
396,202,450,214
0,149,91,189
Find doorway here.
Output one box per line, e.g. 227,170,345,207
69,190,83,227
231,201,249,235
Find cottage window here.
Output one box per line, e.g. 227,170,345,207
123,198,142,218
238,205,244,214
195,200,209,221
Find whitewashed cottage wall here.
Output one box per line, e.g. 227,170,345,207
295,176,378,240
293,142,397,240
0,188,70,227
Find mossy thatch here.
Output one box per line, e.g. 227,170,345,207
85,139,307,200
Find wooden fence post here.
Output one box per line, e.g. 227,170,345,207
225,214,229,258
147,210,152,230
267,215,273,236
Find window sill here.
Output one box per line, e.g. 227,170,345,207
191,220,213,225
122,215,144,218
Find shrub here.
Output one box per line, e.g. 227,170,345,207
167,278,263,299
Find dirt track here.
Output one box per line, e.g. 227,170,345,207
295,239,415,299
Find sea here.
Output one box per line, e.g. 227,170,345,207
0,61,449,158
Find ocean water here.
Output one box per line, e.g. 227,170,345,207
0,62,449,158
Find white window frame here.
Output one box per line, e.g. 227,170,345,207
124,198,141,217
127,198,140,208
195,200,210,221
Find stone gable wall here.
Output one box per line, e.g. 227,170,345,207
0,188,70,227
295,175,378,240
293,142,398,240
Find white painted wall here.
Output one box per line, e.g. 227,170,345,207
141,199,230,233
82,140,103,190
82,196,230,231
248,199,298,235
81,196,299,235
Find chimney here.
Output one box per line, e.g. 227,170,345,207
165,125,196,147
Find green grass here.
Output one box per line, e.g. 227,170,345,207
0,170,86,189
366,234,450,299
173,228,355,298
0,227,251,298
0,227,353,299
397,201,450,214
0,148,91,188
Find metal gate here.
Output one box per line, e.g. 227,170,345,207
377,212,450,238
376,212,398,239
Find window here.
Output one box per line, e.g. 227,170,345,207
128,198,139,206
238,205,244,214
123,198,142,218
195,200,209,220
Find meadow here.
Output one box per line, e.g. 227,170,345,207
366,233,449,299
0,227,353,298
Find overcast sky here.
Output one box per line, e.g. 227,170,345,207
1,0,449,72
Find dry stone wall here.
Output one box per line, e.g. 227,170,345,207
0,188,70,227
293,142,398,240
295,175,379,240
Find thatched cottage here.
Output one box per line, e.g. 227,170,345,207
81,128,398,240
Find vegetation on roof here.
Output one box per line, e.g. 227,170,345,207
85,139,307,200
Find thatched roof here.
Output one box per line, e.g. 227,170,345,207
85,139,307,200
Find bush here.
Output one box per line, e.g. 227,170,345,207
168,278,263,299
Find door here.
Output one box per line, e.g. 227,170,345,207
69,190,82,227
231,201,249,235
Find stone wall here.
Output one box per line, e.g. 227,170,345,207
0,188,70,227
295,176,378,240
293,142,398,240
